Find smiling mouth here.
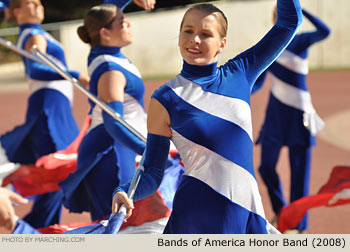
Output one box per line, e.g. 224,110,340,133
187,48,201,54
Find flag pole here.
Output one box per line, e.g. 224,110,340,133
30,45,146,143
103,165,144,234
0,37,43,63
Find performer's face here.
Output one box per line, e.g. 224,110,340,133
107,9,133,47
16,0,44,24
179,9,226,66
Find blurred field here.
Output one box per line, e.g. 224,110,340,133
0,70,349,234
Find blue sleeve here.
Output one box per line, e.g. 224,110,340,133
103,101,146,155
104,0,132,10
25,58,80,80
300,9,331,46
231,0,302,89
251,70,267,94
0,0,9,10
113,133,170,201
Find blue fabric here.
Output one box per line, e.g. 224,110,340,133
1,89,79,164
0,0,9,10
63,155,182,234
23,191,64,229
158,155,185,210
12,219,41,234
153,83,255,178
259,141,311,231
60,125,119,221
87,46,145,110
18,24,80,81
104,0,131,10
163,175,269,234
124,0,302,234
0,23,81,229
254,9,330,232
114,133,170,201
103,101,145,155
60,46,145,221
256,8,331,147
258,94,314,146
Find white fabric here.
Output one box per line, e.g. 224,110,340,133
118,217,168,234
171,129,265,217
0,142,10,165
275,50,309,75
88,55,141,78
270,74,324,135
28,78,74,105
86,94,147,137
328,189,350,205
168,75,253,140
0,162,20,186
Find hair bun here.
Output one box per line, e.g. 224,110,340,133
77,26,91,44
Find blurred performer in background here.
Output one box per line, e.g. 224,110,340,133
59,3,147,221
253,8,331,233
0,0,89,228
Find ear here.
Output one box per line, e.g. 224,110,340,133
99,27,111,42
218,37,227,54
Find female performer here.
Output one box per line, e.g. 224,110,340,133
253,8,331,233
112,0,302,233
59,3,146,221
0,0,89,228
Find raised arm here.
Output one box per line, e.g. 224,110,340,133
301,9,331,45
104,0,155,11
23,34,82,81
233,0,302,88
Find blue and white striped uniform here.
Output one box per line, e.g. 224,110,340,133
255,9,331,146
59,46,147,221
254,9,331,231
0,23,80,229
126,0,303,234
0,24,80,163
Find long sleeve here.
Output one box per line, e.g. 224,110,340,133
113,133,170,201
301,9,331,45
0,0,9,10
251,70,267,94
231,0,302,89
104,0,132,10
103,101,146,155
24,58,80,80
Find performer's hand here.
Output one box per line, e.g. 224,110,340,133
0,188,28,231
78,74,90,89
133,0,155,11
112,191,134,222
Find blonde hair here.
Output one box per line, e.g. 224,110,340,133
77,4,118,47
180,3,228,38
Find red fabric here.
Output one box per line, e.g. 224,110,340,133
277,165,350,233
2,115,91,197
35,190,171,234
120,189,171,230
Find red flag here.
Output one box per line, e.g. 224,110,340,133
27,189,170,234
277,165,350,233
2,115,91,196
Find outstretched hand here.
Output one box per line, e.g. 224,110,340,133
111,191,134,222
0,188,28,231
133,0,155,11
